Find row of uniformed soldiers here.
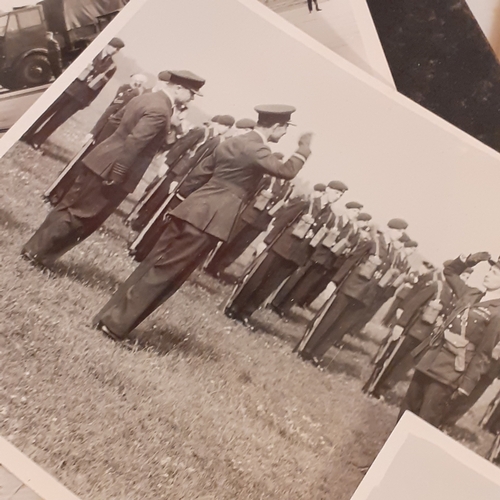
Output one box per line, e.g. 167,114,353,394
19,64,500,463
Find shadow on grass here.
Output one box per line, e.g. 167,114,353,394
53,260,122,293
0,206,31,232
321,354,363,379
129,324,221,362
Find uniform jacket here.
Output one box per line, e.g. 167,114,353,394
66,50,117,106
271,197,330,267
332,237,373,285
172,129,221,179
397,277,455,341
239,178,290,232
340,232,397,306
82,91,172,194
170,130,309,241
415,257,500,395
165,127,206,175
310,215,356,270
91,84,141,137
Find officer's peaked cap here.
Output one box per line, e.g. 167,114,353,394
255,104,296,126
161,70,206,95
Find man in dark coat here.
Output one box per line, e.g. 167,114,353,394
128,115,234,232
224,181,348,323
46,74,149,206
364,269,456,399
21,70,204,267
399,253,500,427
204,155,291,278
22,38,125,149
93,105,312,341
271,201,365,316
296,218,408,363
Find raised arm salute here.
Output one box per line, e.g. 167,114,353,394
93,105,312,342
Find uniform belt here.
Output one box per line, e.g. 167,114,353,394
209,178,248,200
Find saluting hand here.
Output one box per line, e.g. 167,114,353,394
298,133,313,149
466,251,491,266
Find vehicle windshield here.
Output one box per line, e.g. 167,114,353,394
0,14,8,37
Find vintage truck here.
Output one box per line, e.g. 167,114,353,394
0,0,128,90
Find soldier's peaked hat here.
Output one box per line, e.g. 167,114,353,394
255,105,296,126
163,70,206,95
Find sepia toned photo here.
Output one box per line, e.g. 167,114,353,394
1,0,500,498
0,0,130,135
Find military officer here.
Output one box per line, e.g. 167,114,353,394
21,70,204,267
128,114,235,232
46,73,149,207
204,154,291,278
399,252,500,427
296,218,408,364
225,181,348,324
22,38,125,149
93,105,312,341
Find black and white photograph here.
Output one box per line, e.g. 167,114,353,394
350,412,500,500
1,0,500,498
0,0,130,135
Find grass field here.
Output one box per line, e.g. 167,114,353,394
0,111,497,499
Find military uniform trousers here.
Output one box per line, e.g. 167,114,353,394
399,370,455,426
382,295,405,327
205,219,261,276
94,217,218,337
228,250,299,318
272,262,331,314
23,92,84,147
23,168,127,265
301,291,365,359
372,334,422,397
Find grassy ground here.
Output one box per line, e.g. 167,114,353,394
0,111,497,499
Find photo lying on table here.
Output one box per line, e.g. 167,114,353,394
1,0,500,499
0,0,130,135
350,411,500,500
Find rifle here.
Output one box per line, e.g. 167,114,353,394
43,137,94,204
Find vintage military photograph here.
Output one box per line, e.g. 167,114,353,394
351,412,500,500
1,0,500,498
0,0,130,135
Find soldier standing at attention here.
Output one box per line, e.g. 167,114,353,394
22,38,126,149
399,252,500,427
93,105,313,342
21,70,204,267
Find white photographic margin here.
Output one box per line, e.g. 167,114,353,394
350,411,500,500
0,0,499,164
